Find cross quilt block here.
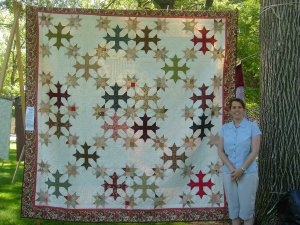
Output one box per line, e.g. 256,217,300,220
22,6,237,222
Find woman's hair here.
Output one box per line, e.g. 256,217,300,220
229,97,246,109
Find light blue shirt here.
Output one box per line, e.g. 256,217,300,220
219,118,262,174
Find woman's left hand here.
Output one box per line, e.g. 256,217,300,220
231,168,244,181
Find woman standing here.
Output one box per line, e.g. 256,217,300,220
218,98,262,225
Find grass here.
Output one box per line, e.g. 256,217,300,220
0,143,190,225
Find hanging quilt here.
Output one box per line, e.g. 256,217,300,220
0,98,13,160
22,6,237,222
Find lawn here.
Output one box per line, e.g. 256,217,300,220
0,143,230,225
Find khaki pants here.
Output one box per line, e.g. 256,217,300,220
223,172,259,220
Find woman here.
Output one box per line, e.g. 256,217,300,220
218,98,261,225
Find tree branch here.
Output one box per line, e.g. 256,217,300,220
104,0,117,10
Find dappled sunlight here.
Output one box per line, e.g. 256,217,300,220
0,158,19,166
1,185,22,194
9,143,17,150
0,172,12,178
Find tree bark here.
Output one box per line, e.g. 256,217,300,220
256,0,300,224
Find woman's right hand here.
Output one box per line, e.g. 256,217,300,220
231,168,243,181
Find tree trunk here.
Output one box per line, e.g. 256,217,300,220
152,0,174,9
256,0,300,224
205,0,214,10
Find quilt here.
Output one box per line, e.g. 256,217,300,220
22,6,237,222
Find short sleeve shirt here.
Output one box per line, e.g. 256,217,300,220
219,118,262,174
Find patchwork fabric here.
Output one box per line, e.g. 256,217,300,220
22,6,237,222
0,98,13,160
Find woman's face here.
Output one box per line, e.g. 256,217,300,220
230,101,245,120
